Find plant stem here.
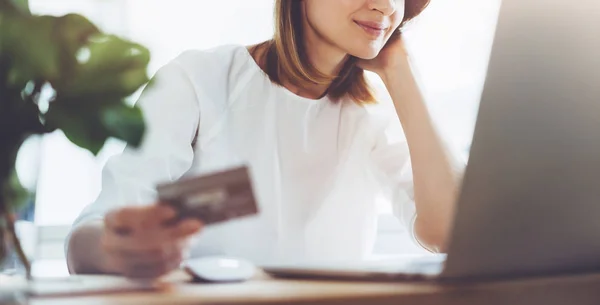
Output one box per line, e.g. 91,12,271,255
2,213,31,280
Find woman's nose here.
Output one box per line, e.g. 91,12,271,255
368,0,398,16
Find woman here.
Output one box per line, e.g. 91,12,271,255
67,0,463,278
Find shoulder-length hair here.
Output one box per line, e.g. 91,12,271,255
258,0,430,104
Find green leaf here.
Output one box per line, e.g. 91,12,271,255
45,102,109,155
101,104,145,148
55,14,100,58
1,13,101,87
2,14,61,85
0,0,29,14
1,10,149,158
45,97,146,155
53,34,151,99
10,0,29,14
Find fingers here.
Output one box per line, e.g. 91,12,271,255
104,238,190,263
140,204,178,229
124,257,183,279
105,205,178,235
101,206,202,279
106,246,176,264
102,219,202,253
102,237,192,279
112,249,184,279
105,207,136,235
162,219,203,240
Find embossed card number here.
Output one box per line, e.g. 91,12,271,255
156,166,259,226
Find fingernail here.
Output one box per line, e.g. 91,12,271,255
115,227,132,236
184,220,202,231
164,208,177,219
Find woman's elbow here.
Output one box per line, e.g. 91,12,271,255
414,216,452,253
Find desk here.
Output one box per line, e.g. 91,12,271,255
31,272,600,305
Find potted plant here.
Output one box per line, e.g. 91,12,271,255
0,0,150,280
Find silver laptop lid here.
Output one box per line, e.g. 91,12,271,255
442,0,600,279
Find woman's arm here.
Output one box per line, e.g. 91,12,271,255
67,53,201,273
361,38,462,252
380,67,460,253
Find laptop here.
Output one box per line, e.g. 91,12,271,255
261,0,600,281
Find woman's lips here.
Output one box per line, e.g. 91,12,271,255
354,20,388,38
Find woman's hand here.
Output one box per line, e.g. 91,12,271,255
357,32,411,80
100,205,203,279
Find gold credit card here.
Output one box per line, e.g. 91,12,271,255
156,166,259,225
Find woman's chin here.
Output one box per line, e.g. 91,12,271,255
347,46,382,60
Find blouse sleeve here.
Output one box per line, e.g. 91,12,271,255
67,55,201,235
370,113,467,249
370,115,418,241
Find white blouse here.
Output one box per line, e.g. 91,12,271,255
68,45,418,264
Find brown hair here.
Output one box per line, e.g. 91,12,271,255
256,0,430,104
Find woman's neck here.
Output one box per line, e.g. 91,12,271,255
250,33,349,100
290,46,347,100
283,12,349,100
304,34,348,77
